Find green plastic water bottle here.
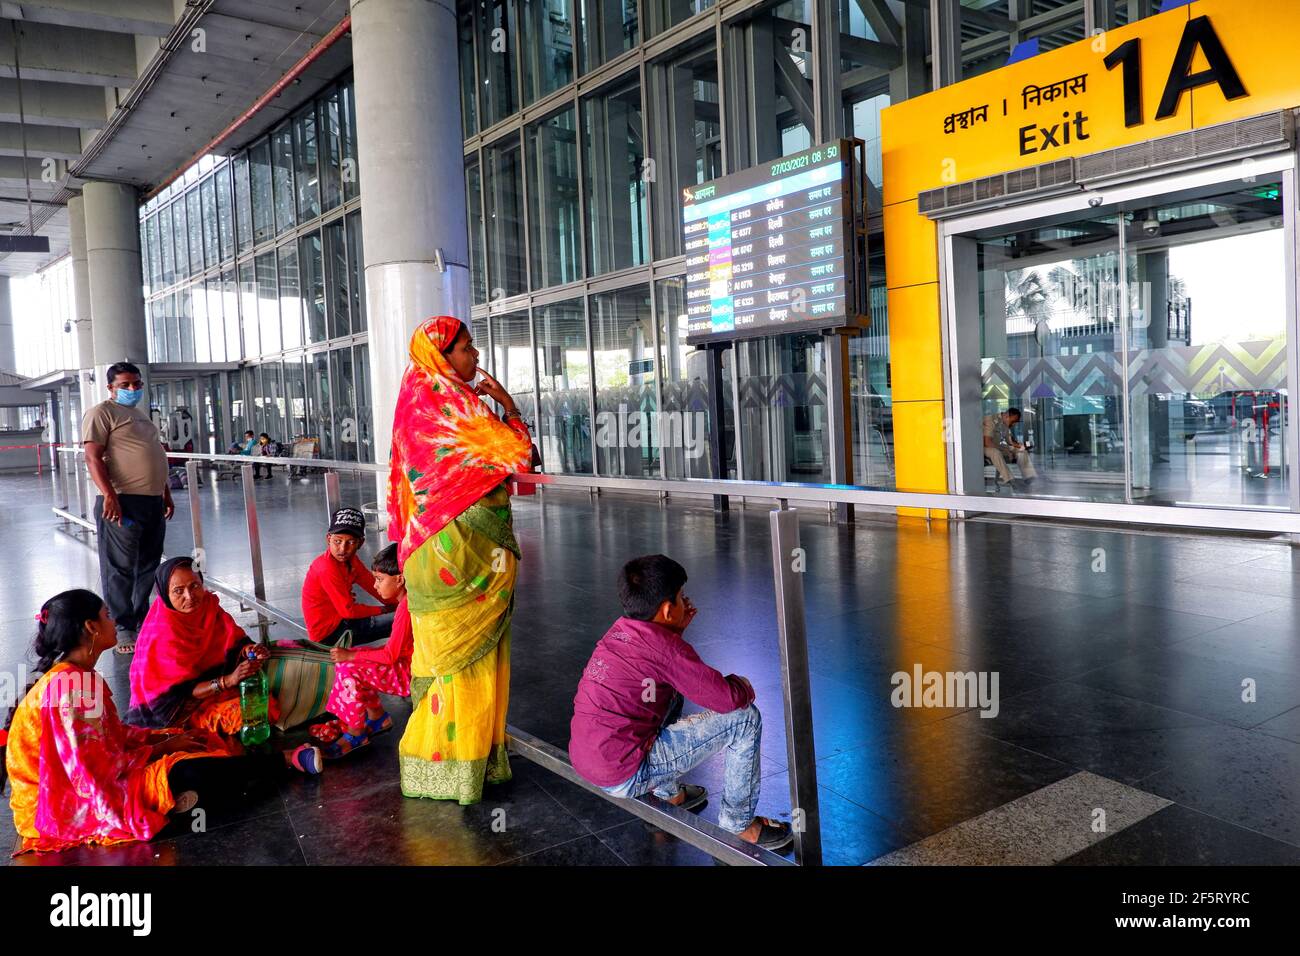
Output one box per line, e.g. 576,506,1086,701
238,648,271,747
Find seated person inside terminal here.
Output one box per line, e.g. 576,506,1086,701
983,407,1037,488
302,507,396,647
569,554,792,851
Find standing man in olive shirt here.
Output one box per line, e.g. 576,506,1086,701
82,361,173,654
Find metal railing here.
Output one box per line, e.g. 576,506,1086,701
49,448,819,866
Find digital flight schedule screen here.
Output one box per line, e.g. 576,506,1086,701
683,141,855,343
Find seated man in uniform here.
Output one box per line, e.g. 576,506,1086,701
983,407,1036,488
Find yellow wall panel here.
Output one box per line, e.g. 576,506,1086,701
883,201,937,289
887,283,944,403
892,400,948,493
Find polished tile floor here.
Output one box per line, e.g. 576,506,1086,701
3,464,1300,865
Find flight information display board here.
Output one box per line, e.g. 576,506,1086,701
683,140,864,343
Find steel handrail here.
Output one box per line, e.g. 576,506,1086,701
68,445,1300,535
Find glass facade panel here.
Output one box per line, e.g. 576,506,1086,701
735,2,813,164
579,0,637,74
256,252,280,354
582,75,647,275
466,156,487,303
346,211,365,330
655,277,725,478
484,134,527,296
234,153,254,253
355,344,373,462
647,0,713,37
535,298,592,473
186,188,203,276
206,280,226,363
250,140,273,244
736,335,829,482
192,285,210,363
201,176,219,269
239,260,260,359
278,244,303,351
271,127,296,235
341,82,360,200
324,219,350,338
489,310,537,431
172,198,189,279
311,352,333,457
294,108,321,221
319,90,343,211
215,165,234,262
591,286,658,476
285,356,308,440
460,6,478,137
521,0,574,103
331,347,358,461
222,270,240,361
649,42,721,258
476,0,517,126
526,108,580,288
300,231,327,344
178,288,195,362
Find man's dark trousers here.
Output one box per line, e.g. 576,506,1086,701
94,494,166,632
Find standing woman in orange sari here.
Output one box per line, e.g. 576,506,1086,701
389,315,532,804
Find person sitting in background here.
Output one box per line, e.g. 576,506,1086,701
1,590,321,855
302,507,396,647
983,407,1037,488
124,556,280,735
569,554,792,851
317,543,412,758
254,432,281,480
240,430,257,455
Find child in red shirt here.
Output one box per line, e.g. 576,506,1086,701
301,507,396,645
319,543,411,758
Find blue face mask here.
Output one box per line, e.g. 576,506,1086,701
113,388,143,407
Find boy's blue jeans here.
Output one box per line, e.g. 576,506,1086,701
601,697,763,833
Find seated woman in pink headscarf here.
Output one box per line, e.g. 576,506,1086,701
125,556,279,734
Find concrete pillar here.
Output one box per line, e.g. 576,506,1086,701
68,195,98,419
83,181,148,393
350,0,470,496
0,277,16,429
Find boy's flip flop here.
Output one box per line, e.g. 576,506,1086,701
752,817,794,851
659,784,707,812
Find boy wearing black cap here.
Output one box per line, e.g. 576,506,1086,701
301,507,396,646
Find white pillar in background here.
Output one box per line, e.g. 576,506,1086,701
350,0,470,510
83,181,148,395
68,195,99,421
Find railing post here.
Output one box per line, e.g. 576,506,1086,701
769,507,822,866
324,469,341,521
241,463,269,638
74,456,87,519
186,460,204,570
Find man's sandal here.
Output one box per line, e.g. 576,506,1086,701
364,712,394,736
321,730,369,760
